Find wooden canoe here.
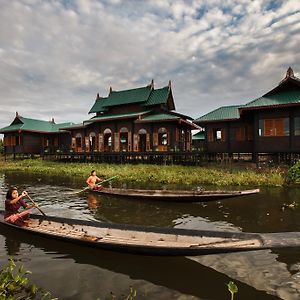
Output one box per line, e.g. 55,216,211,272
91,187,260,202
1,210,300,256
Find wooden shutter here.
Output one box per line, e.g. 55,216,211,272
85,137,90,152
71,137,76,149
98,134,104,152
114,133,119,152
264,119,273,136
236,127,245,141
247,125,253,141
186,131,191,151
133,134,138,152
208,129,213,142
221,128,225,142
153,133,158,147
128,131,132,151
146,133,151,151
275,119,284,136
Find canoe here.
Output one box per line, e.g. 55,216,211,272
91,187,260,202
1,210,300,256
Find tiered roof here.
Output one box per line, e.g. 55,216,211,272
196,67,300,123
89,81,175,114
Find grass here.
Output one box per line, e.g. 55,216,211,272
0,158,286,187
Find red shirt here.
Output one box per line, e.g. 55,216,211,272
5,198,27,218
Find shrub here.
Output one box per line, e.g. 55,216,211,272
286,160,300,184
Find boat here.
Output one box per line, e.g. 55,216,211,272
1,210,300,256
90,187,260,202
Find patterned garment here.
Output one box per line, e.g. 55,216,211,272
4,210,30,227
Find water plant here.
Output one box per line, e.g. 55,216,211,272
0,257,56,300
227,281,238,300
0,158,286,187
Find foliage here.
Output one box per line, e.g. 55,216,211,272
0,159,286,187
0,257,56,300
286,160,300,184
227,281,238,300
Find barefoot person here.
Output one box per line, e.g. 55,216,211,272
4,187,35,226
86,170,103,191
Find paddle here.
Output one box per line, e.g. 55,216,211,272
26,194,46,216
76,175,118,194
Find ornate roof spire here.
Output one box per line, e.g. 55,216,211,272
96,93,101,100
109,86,113,95
286,66,294,78
168,80,172,89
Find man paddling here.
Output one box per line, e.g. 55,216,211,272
86,170,104,191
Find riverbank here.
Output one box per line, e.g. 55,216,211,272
0,158,286,186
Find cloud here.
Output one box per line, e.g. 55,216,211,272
0,0,299,130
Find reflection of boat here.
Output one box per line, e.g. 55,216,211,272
91,187,260,202
1,210,300,256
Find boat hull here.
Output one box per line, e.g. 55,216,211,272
92,188,260,202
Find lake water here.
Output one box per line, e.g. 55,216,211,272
0,171,300,299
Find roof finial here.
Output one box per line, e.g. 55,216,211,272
109,86,113,95
168,80,172,89
286,66,294,78
51,118,55,124
16,111,19,117
150,79,154,88
96,93,101,100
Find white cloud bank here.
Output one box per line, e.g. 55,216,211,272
0,0,299,128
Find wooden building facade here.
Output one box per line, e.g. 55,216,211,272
0,81,199,158
64,81,199,154
0,113,73,155
195,67,300,161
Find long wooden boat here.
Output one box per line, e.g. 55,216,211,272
1,211,300,256
91,187,260,202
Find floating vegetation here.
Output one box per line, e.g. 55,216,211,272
0,257,56,299
227,281,238,300
0,158,286,187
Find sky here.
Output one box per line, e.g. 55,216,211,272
0,0,300,130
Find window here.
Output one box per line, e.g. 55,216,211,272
295,117,300,136
259,118,289,136
158,127,168,146
212,128,224,141
75,133,82,147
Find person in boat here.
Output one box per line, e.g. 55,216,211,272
86,170,103,191
4,187,36,227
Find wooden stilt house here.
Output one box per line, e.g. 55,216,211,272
64,80,199,154
0,112,73,155
195,67,300,160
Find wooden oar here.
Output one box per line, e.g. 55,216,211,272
76,176,118,194
26,194,46,216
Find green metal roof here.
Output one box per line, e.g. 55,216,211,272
243,90,300,109
89,85,171,113
0,117,73,133
196,105,242,123
85,111,151,123
89,97,109,114
192,131,205,140
144,87,169,106
138,113,180,122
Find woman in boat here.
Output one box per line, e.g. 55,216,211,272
86,170,103,191
4,187,35,226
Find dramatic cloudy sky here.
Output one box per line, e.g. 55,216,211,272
0,0,300,129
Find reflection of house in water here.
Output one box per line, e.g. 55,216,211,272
1,81,199,157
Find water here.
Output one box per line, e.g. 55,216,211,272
1,171,300,299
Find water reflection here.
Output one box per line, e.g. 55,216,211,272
1,171,300,299
0,226,278,300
